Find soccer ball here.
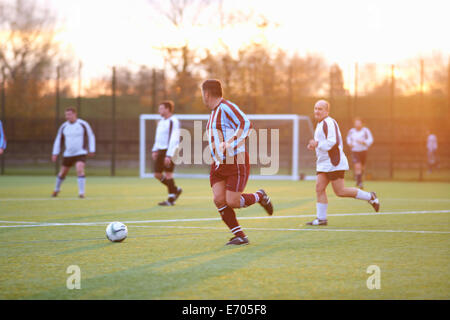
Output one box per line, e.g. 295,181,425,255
106,221,128,242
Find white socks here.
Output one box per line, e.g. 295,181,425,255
316,202,328,220
356,189,372,201
54,176,64,192
77,176,86,195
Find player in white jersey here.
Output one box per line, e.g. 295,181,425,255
426,131,438,172
151,100,182,206
306,100,379,226
51,107,96,198
0,120,6,155
346,117,374,189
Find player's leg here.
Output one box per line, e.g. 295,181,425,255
354,161,363,188
352,152,364,188
52,164,70,197
163,163,182,205
306,172,329,225
75,159,86,198
213,181,248,246
331,177,379,212
227,155,273,215
153,150,171,205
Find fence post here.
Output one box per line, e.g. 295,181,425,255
77,61,82,117
389,64,395,180
55,66,60,175
353,62,358,120
111,66,116,177
419,59,424,181
1,66,5,175
152,68,157,113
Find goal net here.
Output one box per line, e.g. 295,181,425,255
140,114,316,180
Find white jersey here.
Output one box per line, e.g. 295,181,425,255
427,134,438,152
52,119,96,157
314,116,349,172
152,115,180,157
346,127,374,152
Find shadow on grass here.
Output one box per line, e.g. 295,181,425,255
25,231,310,299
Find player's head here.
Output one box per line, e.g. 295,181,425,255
201,79,223,109
65,107,77,123
354,117,363,129
313,100,330,121
159,100,174,118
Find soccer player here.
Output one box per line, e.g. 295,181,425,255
306,100,379,226
0,120,6,155
51,107,95,198
151,100,182,206
426,131,438,172
202,79,273,246
346,117,374,189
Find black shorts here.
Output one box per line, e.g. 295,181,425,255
317,170,345,181
62,155,86,167
153,149,175,173
352,151,367,165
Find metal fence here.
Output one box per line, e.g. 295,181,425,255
1,62,449,182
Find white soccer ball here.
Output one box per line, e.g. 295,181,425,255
106,221,128,242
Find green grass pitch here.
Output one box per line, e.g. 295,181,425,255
0,176,449,299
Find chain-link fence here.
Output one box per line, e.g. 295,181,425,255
0,60,449,181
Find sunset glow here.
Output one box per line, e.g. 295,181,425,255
21,0,442,97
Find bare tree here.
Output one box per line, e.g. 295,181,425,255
0,0,70,116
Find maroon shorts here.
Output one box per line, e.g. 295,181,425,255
210,153,250,192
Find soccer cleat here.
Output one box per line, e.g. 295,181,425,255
79,194,85,199
257,189,273,216
158,200,174,206
357,183,364,190
51,191,59,197
174,187,183,201
306,219,328,226
226,236,249,246
368,191,380,212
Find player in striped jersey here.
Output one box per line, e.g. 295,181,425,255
151,100,182,206
346,118,374,189
306,100,379,226
51,107,96,198
0,120,6,155
202,79,273,246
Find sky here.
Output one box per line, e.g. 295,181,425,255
47,0,450,88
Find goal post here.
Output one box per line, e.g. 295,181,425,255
140,114,316,181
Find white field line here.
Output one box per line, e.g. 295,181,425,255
1,196,449,202
132,225,450,235
0,209,449,228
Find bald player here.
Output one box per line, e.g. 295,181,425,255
306,100,380,226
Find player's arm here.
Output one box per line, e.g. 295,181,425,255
166,119,180,159
222,105,251,151
151,121,160,160
83,121,96,156
52,124,64,161
365,128,374,147
346,129,353,148
0,121,6,154
317,119,337,152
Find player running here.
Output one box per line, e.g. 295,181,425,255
306,100,379,226
151,100,182,206
201,79,273,246
51,107,96,198
0,120,6,155
346,117,374,189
